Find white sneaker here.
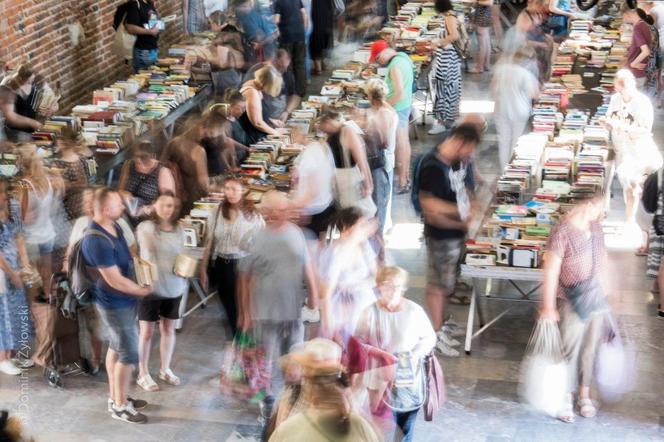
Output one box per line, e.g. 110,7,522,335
302,306,320,323
11,358,34,369
437,330,461,347
435,341,460,357
428,123,447,135
441,324,466,338
0,360,22,376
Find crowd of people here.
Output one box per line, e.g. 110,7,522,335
0,0,663,440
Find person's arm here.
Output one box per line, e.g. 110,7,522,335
281,95,301,121
630,44,651,71
410,308,437,360
342,127,373,196
301,7,308,32
158,165,176,195
97,265,152,297
238,271,253,330
0,101,41,131
438,14,460,47
192,146,210,194
126,23,160,37
548,0,575,18
419,193,467,230
244,88,279,135
386,65,403,108
540,251,562,321
304,260,318,310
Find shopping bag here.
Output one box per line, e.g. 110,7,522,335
595,316,636,403
518,319,569,417
220,332,270,403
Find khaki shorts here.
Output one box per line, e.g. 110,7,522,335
426,237,464,293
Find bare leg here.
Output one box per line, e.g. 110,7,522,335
38,253,52,294
90,336,103,369
395,125,411,188
425,286,447,331
159,319,177,372
113,362,134,408
491,5,504,48
0,350,10,362
138,321,155,378
624,182,641,225
105,348,118,401
658,261,664,310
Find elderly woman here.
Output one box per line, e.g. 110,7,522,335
540,193,611,422
237,65,285,144
355,267,436,442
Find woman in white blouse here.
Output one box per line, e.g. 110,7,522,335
355,266,436,442
202,177,264,336
136,192,189,391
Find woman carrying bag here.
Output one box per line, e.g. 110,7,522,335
135,192,188,391
355,266,437,441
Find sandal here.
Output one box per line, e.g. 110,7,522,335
137,374,159,392
557,396,575,423
449,293,471,305
159,368,181,386
577,398,597,418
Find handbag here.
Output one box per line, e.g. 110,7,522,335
595,315,636,402
333,131,377,218
423,352,446,421
653,169,664,235
112,2,139,61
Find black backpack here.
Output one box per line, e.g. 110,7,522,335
67,228,116,305
113,1,134,31
411,147,447,217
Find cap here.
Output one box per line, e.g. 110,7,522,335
369,40,390,63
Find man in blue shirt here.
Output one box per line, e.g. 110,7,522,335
234,0,279,62
82,188,152,424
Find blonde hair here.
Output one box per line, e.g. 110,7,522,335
254,66,283,98
365,78,388,104
376,266,409,286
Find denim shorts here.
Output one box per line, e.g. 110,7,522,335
396,107,412,129
426,237,464,293
26,239,55,262
95,305,139,364
133,48,158,73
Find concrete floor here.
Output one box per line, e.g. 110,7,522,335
1,66,664,442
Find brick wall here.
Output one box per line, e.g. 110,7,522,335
0,0,185,112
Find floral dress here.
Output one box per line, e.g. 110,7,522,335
0,199,33,351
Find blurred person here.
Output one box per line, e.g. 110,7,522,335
188,26,246,95
310,0,335,75
208,10,244,49
196,107,246,179
237,65,285,144
640,1,664,102
491,2,505,52
119,141,176,224
302,0,313,80
17,145,63,293
418,124,480,357
428,0,463,136
369,40,414,192
0,64,42,141
0,178,33,376
238,190,318,415
274,0,308,98
0,409,36,442
162,113,225,213
289,130,337,242
319,208,379,344
546,0,579,41
471,0,493,74
204,0,228,16
183,0,208,33
317,109,374,206
355,266,437,442
136,192,188,392
245,50,301,123
603,69,660,228
540,194,610,422
342,0,382,42
54,127,93,220
125,0,162,72
365,79,398,233
491,47,541,170
201,177,264,336
81,188,152,423
224,89,250,147
233,0,279,62
622,2,653,89
65,188,138,376
269,338,381,442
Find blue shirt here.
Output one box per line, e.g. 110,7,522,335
81,221,136,310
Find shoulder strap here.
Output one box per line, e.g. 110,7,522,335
82,228,116,250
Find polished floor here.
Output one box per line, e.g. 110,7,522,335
2,62,664,442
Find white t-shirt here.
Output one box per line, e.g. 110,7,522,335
294,141,335,215
69,216,136,248
607,89,654,150
491,62,540,120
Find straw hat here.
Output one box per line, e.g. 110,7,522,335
281,338,344,376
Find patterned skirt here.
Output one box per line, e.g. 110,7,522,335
474,5,492,28
432,48,463,126
647,226,664,278
0,286,33,351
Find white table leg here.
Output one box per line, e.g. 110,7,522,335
464,281,477,355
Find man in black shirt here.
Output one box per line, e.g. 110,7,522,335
125,0,161,72
419,124,479,357
274,0,308,98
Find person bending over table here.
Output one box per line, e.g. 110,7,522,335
237,65,285,145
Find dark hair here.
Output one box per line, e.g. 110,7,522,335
224,89,245,105
435,0,454,13
208,10,225,26
132,140,159,160
449,123,481,145
332,207,363,232
151,190,180,224
220,176,257,220
93,187,118,210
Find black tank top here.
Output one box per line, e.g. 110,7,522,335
328,128,356,169
238,85,273,145
201,137,223,176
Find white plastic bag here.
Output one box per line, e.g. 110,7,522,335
519,319,569,417
595,316,636,402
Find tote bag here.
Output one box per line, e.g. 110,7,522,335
333,135,377,218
